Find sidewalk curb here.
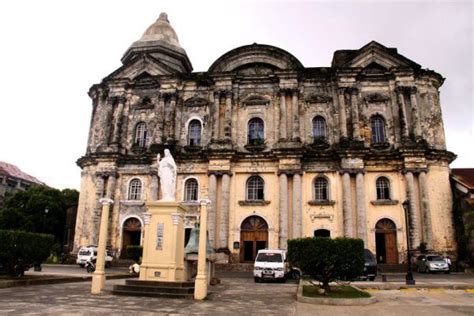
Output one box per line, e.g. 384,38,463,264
0,274,137,289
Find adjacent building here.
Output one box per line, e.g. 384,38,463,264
0,161,45,208
74,13,456,263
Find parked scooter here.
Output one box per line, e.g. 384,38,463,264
85,258,96,273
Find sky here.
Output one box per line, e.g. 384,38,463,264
0,0,472,190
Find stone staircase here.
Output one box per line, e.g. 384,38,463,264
215,263,254,272
112,279,195,299
378,264,409,273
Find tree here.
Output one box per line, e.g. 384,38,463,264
287,237,365,292
0,186,79,248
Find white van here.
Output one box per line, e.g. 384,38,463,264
253,249,287,282
76,245,113,268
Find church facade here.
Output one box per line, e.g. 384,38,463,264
74,13,456,263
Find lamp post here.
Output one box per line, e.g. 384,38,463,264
43,208,49,234
402,200,415,285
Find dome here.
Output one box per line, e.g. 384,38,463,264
121,12,192,73
138,12,181,48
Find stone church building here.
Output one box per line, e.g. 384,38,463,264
74,13,456,263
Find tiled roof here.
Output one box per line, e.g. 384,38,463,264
451,168,474,190
0,161,45,185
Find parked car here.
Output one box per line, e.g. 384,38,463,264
253,249,287,282
76,245,113,268
363,249,377,281
416,254,449,273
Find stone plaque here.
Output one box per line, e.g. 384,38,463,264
156,223,164,250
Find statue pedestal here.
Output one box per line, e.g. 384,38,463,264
139,201,187,282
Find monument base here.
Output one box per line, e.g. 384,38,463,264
139,201,187,282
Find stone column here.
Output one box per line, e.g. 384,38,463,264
292,173,302,238
405,171,420,248
342,172,353,237
92,175,106,245
356,172,367,245
279,173,288,249
91,198,113,294
337,88,348,139
102,97,115,145
150,172,159,201
350,88,360,139
212,92,220,140
112,96,125,144
207,173,217,248
409,87,422,139
195,199,211,300
396,87,409,139
157,94,166,143
291,89,300,140
174,97,182,143
279,90,287,140
418,171,433,249
168,93,177,141
219,173,231,250
224,91,233,139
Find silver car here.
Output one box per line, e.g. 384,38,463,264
416,254,449,274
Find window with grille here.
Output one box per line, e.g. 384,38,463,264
247,118,264,145
314,177,329,201
246,176,264,201
376,177,390,200
371,116,386,144
312,116,326,139
188,120,201,146
128,179,142,200
184,178,198,201
134,122,148,147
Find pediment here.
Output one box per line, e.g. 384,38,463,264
340,41,421,70
184,96,209,107
209,43,303,72
105,55,175,81
241,94,270,106
305,93,332,104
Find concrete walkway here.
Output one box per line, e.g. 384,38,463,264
0,275,473,315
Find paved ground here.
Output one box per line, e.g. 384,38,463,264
0,266,471,315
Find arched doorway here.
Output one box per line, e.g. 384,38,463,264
314,229,330,237
375,219,398,264
121,217,142,259
240,216,268,262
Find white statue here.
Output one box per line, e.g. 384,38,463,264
157,149,177,201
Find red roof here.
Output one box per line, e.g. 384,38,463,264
0,161,45,185
451,168,474,190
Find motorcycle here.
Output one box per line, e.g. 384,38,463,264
85,258,96,273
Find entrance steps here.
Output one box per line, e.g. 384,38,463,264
378,264,409,273
112,279,195,299
215,263,254,272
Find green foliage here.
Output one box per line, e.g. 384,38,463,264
126,245,143,262
287,237,364,291
303,285,371,298
0,186,79,246
0,229,54,276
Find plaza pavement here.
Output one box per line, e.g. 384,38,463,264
0,266,472,315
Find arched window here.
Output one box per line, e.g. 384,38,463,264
187,120,201,146
128,179,142,200
134,122,148,147
247,118,264,145
371,115,386,144
312,116,326,140
376,177,390,200
314,177,329,201
184,178,198,201
246,176,264,201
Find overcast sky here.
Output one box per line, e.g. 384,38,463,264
0,0,472,190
